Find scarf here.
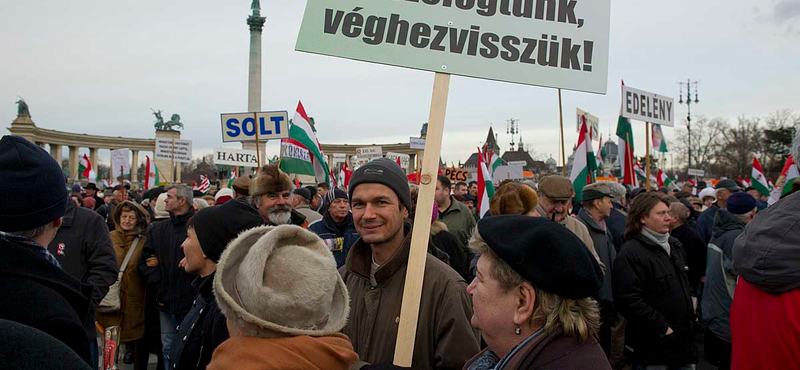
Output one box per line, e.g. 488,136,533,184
641,227,671,256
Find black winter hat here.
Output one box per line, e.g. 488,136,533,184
191,199,264,263
348,158,411,210
293,187,312,203
0,136,69,232
477,215,603,299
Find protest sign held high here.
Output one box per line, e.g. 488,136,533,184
297,0,610,94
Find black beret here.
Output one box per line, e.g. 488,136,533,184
477,215,603,299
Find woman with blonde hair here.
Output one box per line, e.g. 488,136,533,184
464,215,610,370
96,200,151,369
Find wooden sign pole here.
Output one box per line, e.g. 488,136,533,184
558,88,566,176
645,122,651,191
253,112,262,168
393,72,451,367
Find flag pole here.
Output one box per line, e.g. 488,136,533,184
646,122,651,191
558,88,566,176
394,72,450,367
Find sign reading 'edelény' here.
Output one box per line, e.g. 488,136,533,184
621,85,674,127
296,0,610,94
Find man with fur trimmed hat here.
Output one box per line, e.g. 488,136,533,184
250,164,310,228
341,158,480,369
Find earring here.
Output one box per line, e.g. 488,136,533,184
515,326,521,335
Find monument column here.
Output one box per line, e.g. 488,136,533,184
131,150,139,183
50,144,62,167
68,146,79,181
242,2,267,163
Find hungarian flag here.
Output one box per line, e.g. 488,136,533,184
657,169,673,188
280,101,330,183
227,172,236,188
780,155,799,197
652,124,668,153
197,175,210,193
144,156,160,190
477,147,495,219
617,116,637,187
78,153,93,180
338,161,353,189
750,157,770,196
487,150,502,174
570,118,596,202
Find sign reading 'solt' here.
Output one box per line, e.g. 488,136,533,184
220,111,290,142
296,0,611,94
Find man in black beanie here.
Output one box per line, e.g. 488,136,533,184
309,187,359,268
0,136,93,365
341,158,480,369
169,199,264,370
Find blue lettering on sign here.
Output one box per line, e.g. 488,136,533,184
271,116,284,135
258,117,272,135
226,118,241,137
242,118,256,136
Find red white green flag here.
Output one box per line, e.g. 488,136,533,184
144,156,160,190
751,156,770,197
78,153,94,180
477,147,495,218
570,118,596,202
780,155,799,197
280,101,330,182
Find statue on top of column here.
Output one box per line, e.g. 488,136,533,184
251,0,260,15
15,97,30,117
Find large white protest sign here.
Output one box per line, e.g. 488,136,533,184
214,147,260,167
332,153,347,163
621,85,674,127
576,108,599,140
155,138,193,164
385,152,411,168
410,137,426,150
297,0,611,94
220,111,290,142
110,149,130,179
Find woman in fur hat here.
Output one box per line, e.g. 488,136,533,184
96,200,150,369
208,225,358,370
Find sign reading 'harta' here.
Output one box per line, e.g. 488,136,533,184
220,111,290,142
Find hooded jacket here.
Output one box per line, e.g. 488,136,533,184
612,233,697,365
340,222,480,370
139,207,196,314
0,234,92,364
207,333,359,370
308,211,360,268
730,192,800,368
701,209,745,343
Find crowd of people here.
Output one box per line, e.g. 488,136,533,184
1,133,799,370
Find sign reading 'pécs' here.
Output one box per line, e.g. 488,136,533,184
220,111,290,142
445,167,470,182
296,0,611,94
621,85,674,127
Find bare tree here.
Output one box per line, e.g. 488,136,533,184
713,116,763,178
761,109,800,177
672,116,729,173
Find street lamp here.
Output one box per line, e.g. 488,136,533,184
678,79,699,175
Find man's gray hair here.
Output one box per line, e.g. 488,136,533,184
792,128,800,171
608,182,627,202
168,184,193,201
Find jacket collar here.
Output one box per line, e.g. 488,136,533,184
346,222,413,283
441,195,466,216
192,272,216,302
577,208,605,232
61,201,78,228
631,232,682,252
170,207,195,225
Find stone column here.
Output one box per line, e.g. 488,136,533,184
131,150,139,183
68,146,79,181
50,144,62,167
90,148,99,181
242,11,267,164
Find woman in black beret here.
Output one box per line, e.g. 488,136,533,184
463,215,611,370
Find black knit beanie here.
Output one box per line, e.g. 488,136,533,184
348,158,411,210
191,200,264,263
0,136,68,232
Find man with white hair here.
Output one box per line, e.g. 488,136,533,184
250,165,309,228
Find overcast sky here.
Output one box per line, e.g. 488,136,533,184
2,0,799,168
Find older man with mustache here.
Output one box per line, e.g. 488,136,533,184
250,165,310,228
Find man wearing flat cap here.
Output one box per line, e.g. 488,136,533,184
695,179,740,245
536,176,602,266
341,158,479,369
0,136,93,365
250,164,309,228
613,193,697,368
576,182,619,359
465,215,610,369
292,187,323,224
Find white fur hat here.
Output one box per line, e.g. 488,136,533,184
214,225,349,337
699,187,717,201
